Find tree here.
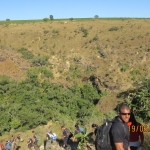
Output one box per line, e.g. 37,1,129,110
94,15,99,19
70,18,73,21
49,15,54,20
6,18,10,21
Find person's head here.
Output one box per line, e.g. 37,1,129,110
61,125,65,130
75,123,79,129
92,124,98,129
49,131,52,134
118,103,131,123
129,112,137,125
32,130,35,134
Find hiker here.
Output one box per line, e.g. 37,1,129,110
91,124,98,136
15,134,22,150
46,131,57,141
128,112,144,150
72,123,82,142
16,135,21,141
27,138,34,150
10,135,15,144
44,130,56,150
74,123,81,135
61,125,73,148
110,103,131,150
92,124,98,150
10,139,17,150
32,131,39,150
5,141,11,150
0,142,5,150
10,135,17,150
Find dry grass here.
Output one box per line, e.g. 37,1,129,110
0,19,150,87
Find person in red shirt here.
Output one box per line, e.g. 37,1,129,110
128,112,144,150
0,142,5,150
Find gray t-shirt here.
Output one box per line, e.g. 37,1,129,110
110,117,130,150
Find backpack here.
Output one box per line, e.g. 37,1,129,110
95,119,113,150
5,141,11,149
47,132,57,140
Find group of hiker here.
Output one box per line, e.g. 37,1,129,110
0,103,145,150
0,134,22,150
92,103,144,150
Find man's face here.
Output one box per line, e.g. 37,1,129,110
119,108,130,123
61,127,65,130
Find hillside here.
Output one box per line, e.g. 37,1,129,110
0,18,150,149
0,19,150,109
1,19,150,86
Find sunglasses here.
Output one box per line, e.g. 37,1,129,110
120,113,131,116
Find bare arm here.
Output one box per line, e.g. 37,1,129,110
114,142,125,150
128,146,131,150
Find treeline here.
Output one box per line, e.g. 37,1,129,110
0,67,101,135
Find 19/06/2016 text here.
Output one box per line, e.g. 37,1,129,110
128,125,150,132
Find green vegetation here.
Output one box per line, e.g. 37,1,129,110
0,70,101,135
18,48,34,59
74,128,92,150
31,55,49,66
118,77,150,122
43,18,49,22
108,26,119,31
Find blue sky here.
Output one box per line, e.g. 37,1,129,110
0,0,150,20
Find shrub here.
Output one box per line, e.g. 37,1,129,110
70,18,73,21
130,69,141,76
80,27,88,37
52,29,59,34
43,18,49,22
18,48,34,59
120,64,129,72
31,56,49,66
93,35,99,41
118,77,150,122
43,30,49,34
108,26,119,31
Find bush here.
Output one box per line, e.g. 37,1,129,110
93,35,99,41
43,18,49,22
18,48,34,59
31,55,49,66
80,27,88,37
108,26,119,31
70,18,73,21
0,73,101,134
118,77,150,122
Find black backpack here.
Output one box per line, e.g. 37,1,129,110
95,119,114,150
